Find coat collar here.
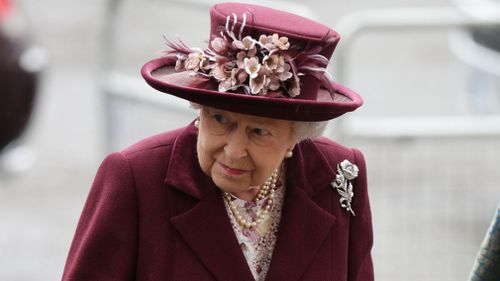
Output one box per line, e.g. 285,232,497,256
165,123,339,281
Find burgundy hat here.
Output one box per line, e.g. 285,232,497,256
141,2,363,121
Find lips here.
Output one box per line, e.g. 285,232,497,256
218,162,249,176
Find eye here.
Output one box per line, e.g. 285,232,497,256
213,114,227,124
251,127,271,137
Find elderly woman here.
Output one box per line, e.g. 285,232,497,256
62,2,373,281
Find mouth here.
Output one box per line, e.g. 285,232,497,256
218,162,249,176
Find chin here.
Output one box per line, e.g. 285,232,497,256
214,177,245,193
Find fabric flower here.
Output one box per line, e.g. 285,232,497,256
233,68,248,83
236,51,248,69
211,37,228,54
271,34,290,50
218,78,233,92
244,57,261,79
218,68,248,92
250,74,267,95
211,64,227,81
263,54,279,71
185,51,209,72
259,34,275,50
233,36,257,56
267,75,280,91
277,63,293,81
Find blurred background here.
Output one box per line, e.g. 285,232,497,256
0,0,499,280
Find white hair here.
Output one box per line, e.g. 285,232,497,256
292,120,328,141
189,102,328,141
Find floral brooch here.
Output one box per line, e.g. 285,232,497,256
163,13,332,97
330,160,359,216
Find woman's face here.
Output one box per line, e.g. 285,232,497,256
197,106,298,200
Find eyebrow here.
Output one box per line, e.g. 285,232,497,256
207,108,282,128
250,119,279,127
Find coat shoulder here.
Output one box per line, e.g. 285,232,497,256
98,127,189,185
308,137,365,167
119,127,185,158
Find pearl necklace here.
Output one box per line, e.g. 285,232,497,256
224,169,279,229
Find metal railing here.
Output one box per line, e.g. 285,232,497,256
330,5,500,139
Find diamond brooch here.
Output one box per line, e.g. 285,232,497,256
330,160,359,216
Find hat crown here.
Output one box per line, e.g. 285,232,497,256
210,3,339,61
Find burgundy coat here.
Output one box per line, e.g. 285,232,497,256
62,123,373,281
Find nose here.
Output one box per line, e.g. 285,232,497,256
224,126,249,160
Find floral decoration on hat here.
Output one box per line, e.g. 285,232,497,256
330,159,359,216
163,13,333,97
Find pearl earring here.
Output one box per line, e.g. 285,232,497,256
194,118,200,128
285,149,293,158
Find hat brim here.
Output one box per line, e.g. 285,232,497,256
141,56,363,121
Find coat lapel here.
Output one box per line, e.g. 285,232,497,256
265,140,338,281
170,188,255,281
165,124,254,281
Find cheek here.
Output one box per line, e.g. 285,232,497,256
255,135,295,176
251,146,287,180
